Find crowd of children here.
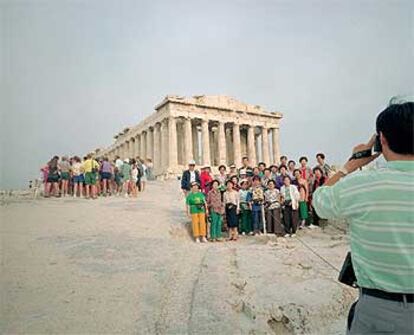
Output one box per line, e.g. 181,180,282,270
40,154,152,198
183,154,332,243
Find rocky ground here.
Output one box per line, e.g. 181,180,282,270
1,180,356,334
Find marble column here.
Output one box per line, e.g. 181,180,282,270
201,119,210,166
209,128,216,166
232,123,241,166
217,121,227,165
135,135,141,158
225,127,233,165
131,139,136,158
168,116,178,169
161,119,168,169
124,141,129,158
247,125,257,167
141,131,147,160
261,127,270,165
272,127,280,164
183,117,193,164
153,123,161,171
192,124,199,164
147,128,153,160
119,143,124,159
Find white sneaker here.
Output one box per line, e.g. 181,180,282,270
284,234,290,238
201,237,208,243
291,233,296,237
195,238,200,243
73,195,77,198
308,224,318,229
242,232,246,236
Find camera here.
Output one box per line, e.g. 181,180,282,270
374,134,382,153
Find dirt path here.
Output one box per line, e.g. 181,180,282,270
1,180,356,334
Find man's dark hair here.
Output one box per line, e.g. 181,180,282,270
316,153,325,160
279,164,287,171
313,166,324,174
258,162,266,167
242,156,249,161
218,165,226,171
376,102,414,154
288,160,295,165
299,156,308,163
211,179,220,187
267,180,276,186
280,155,287,160
226,179,234,186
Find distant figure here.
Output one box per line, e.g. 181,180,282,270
44,156,60,197
59,156,71,197
82,154,100,199
71,156,84,198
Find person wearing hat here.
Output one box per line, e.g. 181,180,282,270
186,181,208,243
229,164,238,177
239,179,253,235
238,168,247,180
181,160,200,195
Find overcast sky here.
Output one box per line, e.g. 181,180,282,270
1,0,413,189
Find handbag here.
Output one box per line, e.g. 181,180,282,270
338,252,358,288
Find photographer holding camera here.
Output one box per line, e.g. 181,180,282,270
312,101,413,334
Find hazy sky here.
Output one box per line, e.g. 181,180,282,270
1,0,413,189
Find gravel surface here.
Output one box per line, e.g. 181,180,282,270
1,180,356,334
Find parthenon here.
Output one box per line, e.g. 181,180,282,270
99,95,283,178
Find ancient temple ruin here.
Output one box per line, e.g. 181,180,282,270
99,95,283,178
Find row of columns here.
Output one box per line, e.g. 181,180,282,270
106,117,280,173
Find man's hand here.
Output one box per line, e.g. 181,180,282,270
343,135,381,174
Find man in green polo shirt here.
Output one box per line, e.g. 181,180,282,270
313,101,414,334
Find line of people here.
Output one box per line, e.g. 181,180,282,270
182,154,332,243
40,154,153,198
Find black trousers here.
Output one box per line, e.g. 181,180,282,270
283,205,298,234
265,208,283,234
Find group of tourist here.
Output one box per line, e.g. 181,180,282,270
182,154,332,243
40,154,152,198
